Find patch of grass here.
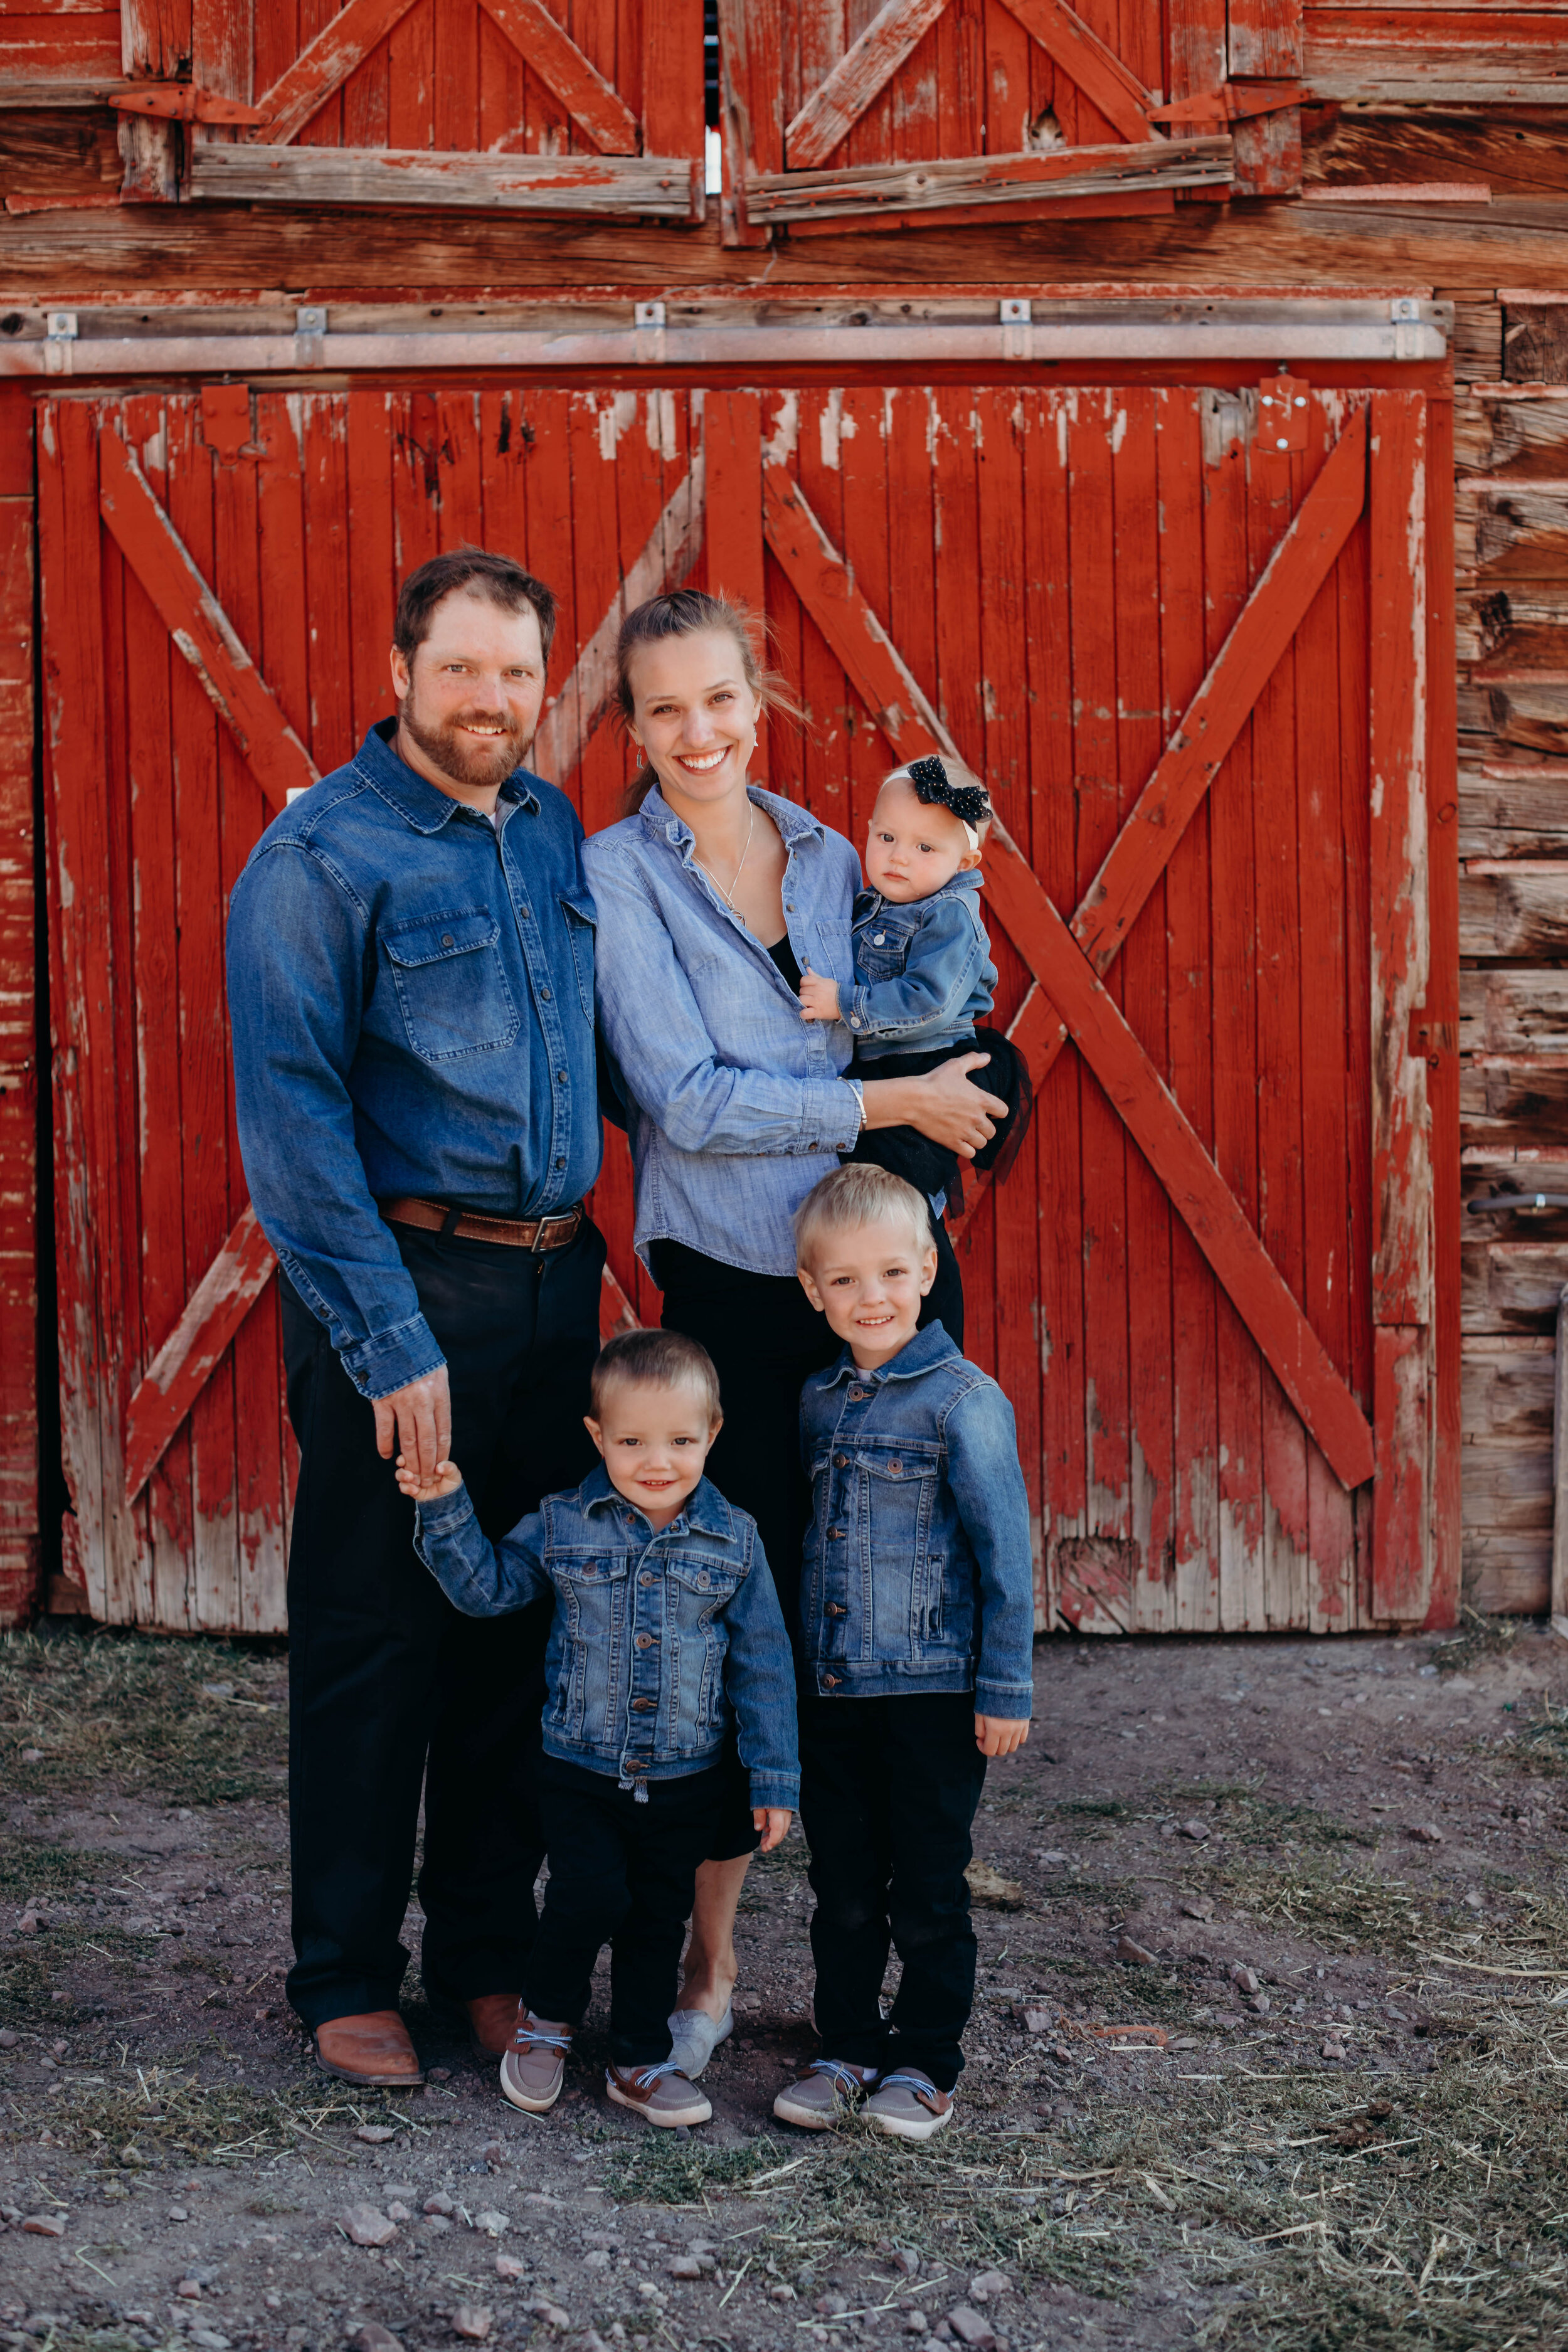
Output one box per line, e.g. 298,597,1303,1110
0,1628,286,1806
600,2131,790,2206
1499,1696,1568,1779
33,2053,408,2166
0,1841,117,1894
1432,1608,1523,1678
0,1947,61,2025
1164,1782,1375,1851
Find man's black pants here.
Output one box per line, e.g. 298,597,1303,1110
798,1690,987,2094
524,1757,727,2069
280,1216,605,2031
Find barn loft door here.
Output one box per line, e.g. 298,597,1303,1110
36,377,1440,1639
716,0,1308,243
184,0,705,218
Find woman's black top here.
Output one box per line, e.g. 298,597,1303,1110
766,933,803,992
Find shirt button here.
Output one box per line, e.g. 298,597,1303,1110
849,1017,860,1028
540,986,552,1000
442,933,455,948
829,1528,845,1542
873,932,885,945
635,1633,655,1650
823,1674,841,1689
558,1071,568,1083
519,905,531,918
849,1389,865,1402
833,1453,847,1468
640,1572,655,1586
556,1156,566,1168
825,1602,845,1616
631,1697,656,1712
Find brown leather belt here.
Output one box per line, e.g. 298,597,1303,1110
381,1196,583,1251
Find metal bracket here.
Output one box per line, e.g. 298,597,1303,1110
109,82,271,124
44,312,77,378
1000,297,1031,359
633,300,667,364
1258,373,1309,454
294,306,327,368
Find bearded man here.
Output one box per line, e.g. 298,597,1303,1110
227,552,604,2088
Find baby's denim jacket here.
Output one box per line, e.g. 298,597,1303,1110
846,869,998,1060
799,1322,1036,1714
415,1463,799,1808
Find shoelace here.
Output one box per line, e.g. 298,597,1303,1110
618,2060,687,2092
514,2022,571,2054
808,2058,875,2099
872,2070,939,2105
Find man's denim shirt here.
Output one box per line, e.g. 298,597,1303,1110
583,786,862,1279
226,722,602,1401
414,1464,800,1808
848,870,997,1061
800,1323,1036,1714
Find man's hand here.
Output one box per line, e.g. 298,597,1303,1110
373,1364,452,1482
975,1716,1030,1758
754,1807,793,1853
395,1454,465,1505
798,968,841,1024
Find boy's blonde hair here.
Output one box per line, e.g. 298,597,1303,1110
590,1328,722,1423
793,1164,934,1272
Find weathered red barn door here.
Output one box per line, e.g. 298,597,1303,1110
36,371,1444,1636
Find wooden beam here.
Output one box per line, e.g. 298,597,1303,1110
1371,1324,1431,1621
122,1204,275,1507
704,391,767,780
97,426,317,812
785,0,949,171
478,0,640,156
251,0,423,145
188,145,700,216
744,137,1231,226
994,0,1156,143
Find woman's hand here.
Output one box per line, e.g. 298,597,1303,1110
754,1807,793,1853
863,1052,1007,1159
975,1716,1030,1758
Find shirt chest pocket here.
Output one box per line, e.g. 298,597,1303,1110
854,921,914,985
381,911,521,1064
558,890,596,1024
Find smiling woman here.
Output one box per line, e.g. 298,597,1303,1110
581,588,1009,2076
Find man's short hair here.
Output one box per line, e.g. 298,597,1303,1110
793,1164,934,1271
393,549,558,667
590,1328,722,1423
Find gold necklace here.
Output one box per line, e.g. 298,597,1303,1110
697,802,756,909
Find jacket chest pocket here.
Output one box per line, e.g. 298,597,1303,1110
553,1554,628,1734
381,911,520,1064
854,921,913,984
860,1451,938,1594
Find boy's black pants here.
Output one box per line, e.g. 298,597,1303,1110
524,1757,728,2069
280,1216,604,2032
798,1690,987,2094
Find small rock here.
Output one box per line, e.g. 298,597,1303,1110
263,2296,283,2312
947,2311,995,2351
176,2280,203,2299
341,2205,399,2249
665,2257,704,2280
201,1683,235,1701
495,2256,527,2284
964,1862,1024,1910
452,2308,493,2342
1020,2008,1053,2035
387,2204,412,2223
19,1748,41,1764
1409,1824,1444,1844
1115,1935,1157,1968
1322,2038,1347,2062
189,2333,230,2352
1248,1993,1271,2016
579,2334,611,2352
904,2316,928,2336
1179,1820,1210,1844
356,2126,397,2145
768,2285,797,2303
522,2193,563,2210
423,2195,457,2217
0,2028,18,2048
893,2252,921,2279
1032,1851,1068,1867
968,2276,1010,2303
481,2143,507,2166
168,2208,189,2223
524,2305,571,2332
349,2328,403,2352
1230,1966,1260,1996
1179,1897,1214,1921
427,2067,452,2083
17,1914,39,1937
473,2213,509,2239
816,2297,849,2318
424,2215,452,2234
21,2215,66,2238
1464,1890,1485,1912
583,2250,612,2271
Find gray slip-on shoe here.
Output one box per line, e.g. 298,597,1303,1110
605,2060,712,2127
771,2058,877,2129
666,2002,733,2080
864,2068,953,2141
499,2012,573,2114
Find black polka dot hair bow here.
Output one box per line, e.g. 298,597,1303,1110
905,754,990,830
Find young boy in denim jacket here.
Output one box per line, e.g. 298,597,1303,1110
772,1165,1034,2142
398,1329,798,2130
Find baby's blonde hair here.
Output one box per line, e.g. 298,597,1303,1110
877,760,992,848
793,1164,934,1273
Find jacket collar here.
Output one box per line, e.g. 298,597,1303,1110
816,1320,963,1390
354,718,542,836
579,1461,736,1541
639,781,827,857
861,866,984,920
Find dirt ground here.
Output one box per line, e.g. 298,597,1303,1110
3,1614,1567,2352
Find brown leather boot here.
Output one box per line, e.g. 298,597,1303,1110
468,1993,524,2061
314,2010,424,2088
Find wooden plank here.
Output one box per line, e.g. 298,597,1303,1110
702,388,768,757
188,140,701,211
744,134,1231,224
0,389,38,1625
477,0,640,155
96,425,317,812
1368,390,1431,1329
994,0,1155,143
779,187,1178,236
124,1206,275,1507
1372,1323,1431,1621
1424,384,1461,1631
760,467,1375,1490
1554,1285,1568,1636
251,0,422,143
716,0,779,246
785,0,948,171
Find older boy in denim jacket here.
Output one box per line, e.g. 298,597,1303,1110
399,1330,798,2131
772,1166,1034,2142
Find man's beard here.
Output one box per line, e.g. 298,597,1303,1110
398,695,531,791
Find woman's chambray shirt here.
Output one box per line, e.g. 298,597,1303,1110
583,785,863,1280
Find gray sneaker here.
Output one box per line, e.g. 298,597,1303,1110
771,2059,877,2129
499,2012,572,2114
864,2068,953,2141
606,2060,712,2127
667,2002,733,2080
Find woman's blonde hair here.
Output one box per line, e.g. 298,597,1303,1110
614,589,803,817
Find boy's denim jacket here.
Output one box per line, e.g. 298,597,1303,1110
415,1464,799,1808
800,1323,1035,1714
847,869,998,1061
